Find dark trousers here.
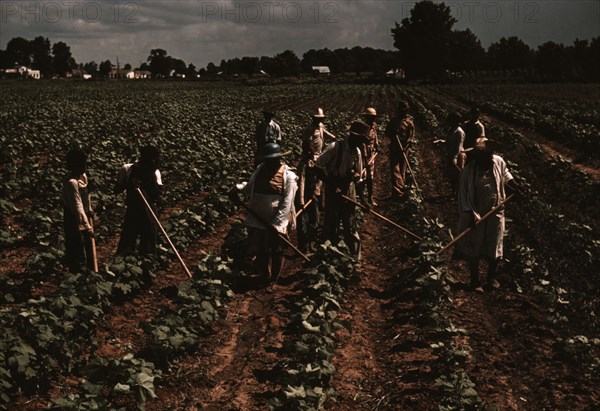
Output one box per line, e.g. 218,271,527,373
323,182,361,259
296,163,320,251
64,211,94,272
116,207,157,256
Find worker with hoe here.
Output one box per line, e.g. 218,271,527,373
254,109,282,168
296,107,336,253
234,143,297,283
114,145,163,256
62,146,95,272
361,107,380,205
314,120,371,261
454,137,515,292
385,101,415,199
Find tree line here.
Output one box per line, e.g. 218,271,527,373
391,0,600,81
1,1,598,81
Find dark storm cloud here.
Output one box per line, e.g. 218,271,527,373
1,1,598,68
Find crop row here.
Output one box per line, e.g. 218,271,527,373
409,92,599,342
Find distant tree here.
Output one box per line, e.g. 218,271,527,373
187,63,197,78
447,29,486,72
124,63,132,70
139,62,150,71
391,0,457,78
584,37,600,81
0,50,11,69
99,60,112,77
302,48,340,73
52,41,75,76
83,61,98,75
30,36,52,77
535,41,569,81
241,56,260,75
259,56,275,74
6,37,32,67
271,50,301,76
198,67,207,77
147,49,170,76
206,62,218,75
487,36,533,71
172,58,187,75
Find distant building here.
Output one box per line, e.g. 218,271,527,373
109,67,132,78
83,74,92,80
386,68,405,79
18,66,41,79
312,66,331,75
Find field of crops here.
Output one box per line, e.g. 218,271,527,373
1,80,598,410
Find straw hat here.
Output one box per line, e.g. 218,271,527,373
313,108,325,118
363,107,377,117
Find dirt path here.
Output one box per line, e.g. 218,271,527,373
329,140,412,410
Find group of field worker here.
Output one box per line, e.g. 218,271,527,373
232,102,419,283
62,145,163,272
61,103,515,292
234,103,516,290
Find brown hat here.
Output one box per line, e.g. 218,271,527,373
313,108,325,118
348,120,371,141
363,107,377,117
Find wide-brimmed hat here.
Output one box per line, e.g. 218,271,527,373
313,108,325,118
363,107,377,117
260,142,283,159
348,120,371,141
262,109,276,117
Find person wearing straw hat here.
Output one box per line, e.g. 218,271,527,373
361,107,380,205
296,107,336,252
63,146,95,272
114,145,163,256
385,101,415,198
314,120,370,260
237,143,297,282
454,137,514,292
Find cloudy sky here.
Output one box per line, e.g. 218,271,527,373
1,0,598,68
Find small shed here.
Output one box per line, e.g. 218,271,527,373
312,66,331,75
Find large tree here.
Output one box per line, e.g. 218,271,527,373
391,0,456,78
6,37,32,67
487,36,534,71
52,41,76,76
270,50,301,77
147,49,170,77
99,60,112,77
447,29,486,72
30,36,52,77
